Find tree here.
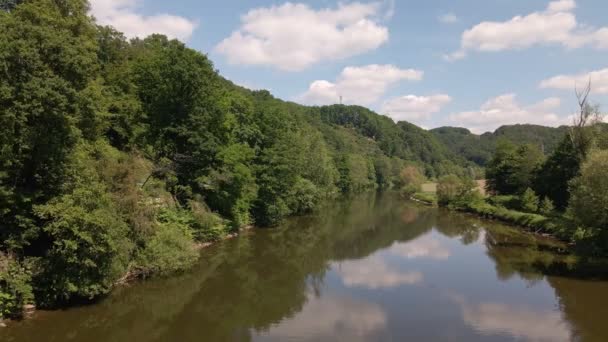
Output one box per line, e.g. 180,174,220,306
539,197,555,216
0,0,102,251
533,136,582,210
437,175,477,207
520,188,539,213
399,165,424,197
567,150,608,238
486,140,543,195
534,86,603,210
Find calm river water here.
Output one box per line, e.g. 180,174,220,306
2,193,608,341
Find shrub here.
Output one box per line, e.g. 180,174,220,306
399,166,425,197
412,192,437,205
137,222,198,276
287,177,321,215
0,256,34,319
488,195,519,210
34,181,133,306
539,197,555,216
520,188,540,213
158,206,227,243
437,174,478,208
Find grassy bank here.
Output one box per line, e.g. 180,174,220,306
411,188,565,239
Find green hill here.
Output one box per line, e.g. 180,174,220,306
430,124,569,166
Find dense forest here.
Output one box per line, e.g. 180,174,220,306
430,125,570,166
0,0,477,318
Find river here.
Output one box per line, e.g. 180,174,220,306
2,192,608,341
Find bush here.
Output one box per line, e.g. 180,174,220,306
412,192,437,205
399,166,424,197
539,197,555,216
437,174,478,208
0,256,34,319
158,206,228,243
488,195,519,209
520,188,540,213
34,181,133,306
287,178,321,215
137,222,198,276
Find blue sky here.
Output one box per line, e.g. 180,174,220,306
90,0,608,133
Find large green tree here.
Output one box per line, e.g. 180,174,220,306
485,140,544,195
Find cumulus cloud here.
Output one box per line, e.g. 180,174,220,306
438,13,459,24
257,293,387,341
299,64,423,106
215,2,389,71
540,67,608,94
451,295,571,342
444,0,608,61
449,94,567,133
381,94,452,123
335,257,423,289
89,0,197,41
389,235,451,260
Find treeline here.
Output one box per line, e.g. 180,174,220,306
0,0,472,318
431,124,569,166
432,94,608,255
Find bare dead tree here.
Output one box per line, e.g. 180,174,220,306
569,80,600,158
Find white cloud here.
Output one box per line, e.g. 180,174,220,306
451,295,571,342
215,2,389,71
438,13,459,24
299,64,423,106
89,0,197,41
257,293,387,341
449,94,567,133
389,235,451,260
540,67,608,94
381,94,452,123
445,0,608,61
335,257,423,289
547,0,576,13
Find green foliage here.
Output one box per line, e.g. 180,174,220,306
533,135,584,210
287,178,322,215
488,195,519,210
431,124,567,166
486,140,544,195
411,192,437,205
33,153,133,305
567,150,608,247
0,256,33,318
539,197,555,216
158,206,227,243
520,188,540,213
136,220,198,276
466,200,552,231
437,174,478,208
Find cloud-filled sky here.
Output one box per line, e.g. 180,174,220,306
89,0,608,133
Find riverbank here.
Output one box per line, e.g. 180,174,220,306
411,191,569,242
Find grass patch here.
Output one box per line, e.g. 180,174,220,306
411,192,437,205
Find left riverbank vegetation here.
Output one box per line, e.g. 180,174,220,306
429,84,608,258
0,0,480,319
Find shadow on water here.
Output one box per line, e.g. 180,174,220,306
2,192,608,341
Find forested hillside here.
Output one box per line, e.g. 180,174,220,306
431,125,569,166
0,0,474,318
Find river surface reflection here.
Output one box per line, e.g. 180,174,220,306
3,193,608,341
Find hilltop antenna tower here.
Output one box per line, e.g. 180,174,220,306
339,95,343,105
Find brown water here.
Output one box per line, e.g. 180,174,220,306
2,193,608,342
